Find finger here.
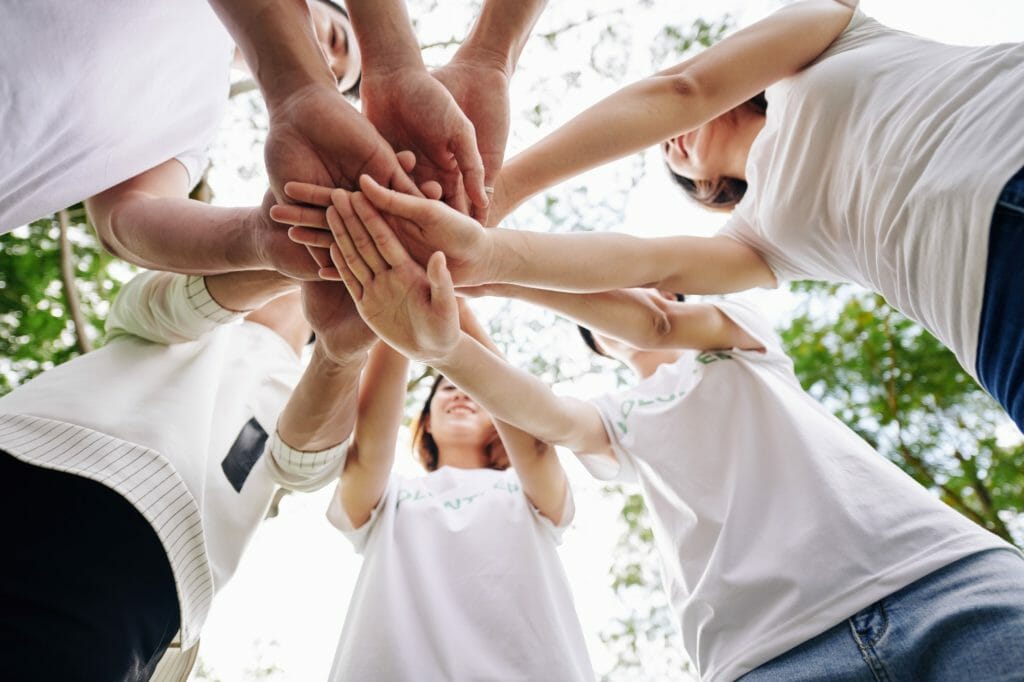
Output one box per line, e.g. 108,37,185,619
396,150,417,175
329,247,363,301
358,174,432,224
318,265,343,281
270,203,330,229
420,180,443,201
326,205,375,286
345,193,390,275
306,244,331,269
283,181,334,207
350,192,413,269
381,154,423,198
288,226,335,249
449,122,488,211
426,251,457,317
446,174,470,216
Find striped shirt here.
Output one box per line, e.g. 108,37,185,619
0,273,346,656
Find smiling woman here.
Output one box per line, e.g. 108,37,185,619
322,293,594,680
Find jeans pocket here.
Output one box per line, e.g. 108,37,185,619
849,600,889,649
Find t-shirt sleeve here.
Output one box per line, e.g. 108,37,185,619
709,298,791,367
105,272,243,344
525,472,577,545
173,149,211,192
325,474,395,554
264,429,350,493
717,213,786,287
579,394,642,485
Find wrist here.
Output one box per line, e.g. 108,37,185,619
485,229,521,285
449,43,514,78
429,333,471,372
313,338,370,372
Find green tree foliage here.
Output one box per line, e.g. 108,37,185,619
0,208,130,395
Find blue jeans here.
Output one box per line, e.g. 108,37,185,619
739,548,1024,681
977,166,1024,432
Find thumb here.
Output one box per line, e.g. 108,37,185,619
426,251,456,312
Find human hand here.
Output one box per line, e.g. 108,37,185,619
360,66,487,215
325,189,460,364
264,83,421,212
251,190,324,280
431,58,511,223
290,174,497,287
300,279,377,365
268,150,441,232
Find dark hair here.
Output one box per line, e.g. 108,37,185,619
578,293,686,356
317,0,362,100
667,92,767,211
412,373,444,471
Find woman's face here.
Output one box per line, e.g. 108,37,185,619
309,1,362,92
426,379,495,448
662,117,730,182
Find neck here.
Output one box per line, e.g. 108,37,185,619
726,106,766,181
627,349,684,379
435,444,490,470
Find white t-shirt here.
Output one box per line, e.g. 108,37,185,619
326,466,595,681
0,0,234,231
584,300,1011,682
0,272,343,647
719,9,1024,379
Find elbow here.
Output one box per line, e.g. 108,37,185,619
93,200,130,258
632,308,674,350
667,71,701,100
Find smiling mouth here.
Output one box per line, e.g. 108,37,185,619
674,134,689,158
446,405,477,415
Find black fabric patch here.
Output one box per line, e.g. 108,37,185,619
221,418,268,493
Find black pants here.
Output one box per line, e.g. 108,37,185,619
0,450,180,681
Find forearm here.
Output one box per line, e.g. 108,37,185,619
205,270,297,313
456,0,548,74
340,342,410,527
500,75,700,211
208,0,335,105
345,0,423,73
433,333,606,453
103,196,264,275
277,343,366,452
493,420,568,524
488,230,769,294
486,285,670,347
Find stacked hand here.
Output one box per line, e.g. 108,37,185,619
431,57,512,222
360,66,490,216
282,174,496,288
321,187,462,364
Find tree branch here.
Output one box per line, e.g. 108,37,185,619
58,210,92,354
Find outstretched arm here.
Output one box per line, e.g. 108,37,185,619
323,188,612,464
490,0,855,220
86,160,321,279
344,0,487,213
432,0,549,220
456,299,569,524
285,175,775,293
464,284,762,351
207,0,419,208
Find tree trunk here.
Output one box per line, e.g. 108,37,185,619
58,210,93,354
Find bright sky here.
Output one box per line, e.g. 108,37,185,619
196,2,1024,680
